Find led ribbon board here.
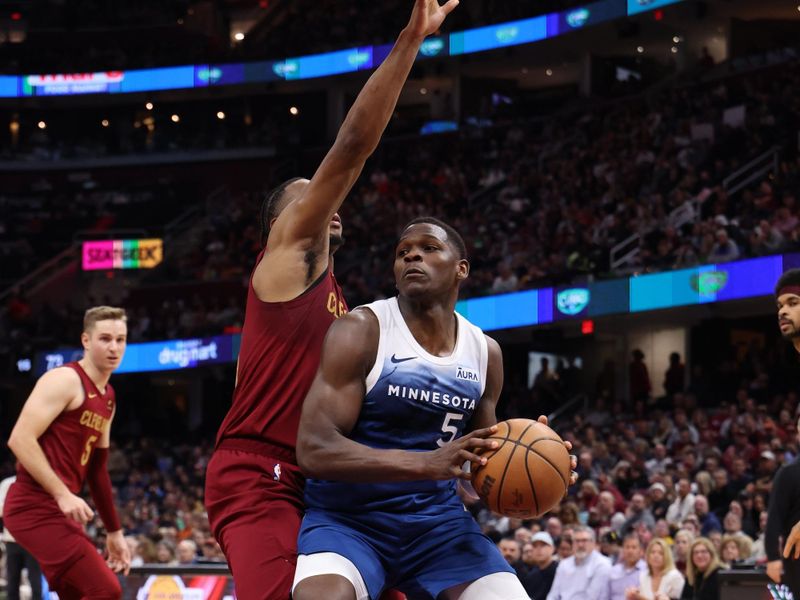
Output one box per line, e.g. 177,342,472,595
34,334,242,376
0,0,687,98
82,239,163,271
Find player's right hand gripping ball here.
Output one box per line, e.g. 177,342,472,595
472,419,571,518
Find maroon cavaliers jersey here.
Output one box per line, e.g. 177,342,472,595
215,251,348,461
17,362,115,494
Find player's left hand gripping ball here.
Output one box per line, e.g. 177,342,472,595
537,415,578,486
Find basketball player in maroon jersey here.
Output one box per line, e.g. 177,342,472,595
204,2,461,598
4,306,130,599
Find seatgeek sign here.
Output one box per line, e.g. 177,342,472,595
82,239,163,271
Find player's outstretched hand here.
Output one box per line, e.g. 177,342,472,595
536,415,579,485
56,492,94,524
426,425,499,480
784,520,800,560
406,0,460,41
107,530,132,576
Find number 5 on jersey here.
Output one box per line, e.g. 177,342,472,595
80,435,99,466
437,412,464,447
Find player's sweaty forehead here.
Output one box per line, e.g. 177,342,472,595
398,223,449,247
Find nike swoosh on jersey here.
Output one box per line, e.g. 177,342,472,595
390,354,417,364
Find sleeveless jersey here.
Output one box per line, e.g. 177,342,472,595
16,362,115,495
304,296,488,513
215,250,348,461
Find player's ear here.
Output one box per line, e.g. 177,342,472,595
456,259,470,281
81,331,90,350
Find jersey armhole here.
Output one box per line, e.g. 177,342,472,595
363,306,385,395
478,328,489,398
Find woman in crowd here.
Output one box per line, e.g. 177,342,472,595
673,529,695,575
626,538,686,600
681,538,723,600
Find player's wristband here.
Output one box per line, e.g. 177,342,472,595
87,447,122,533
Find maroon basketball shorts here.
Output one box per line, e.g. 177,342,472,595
3,481,121,599
205,443,304,600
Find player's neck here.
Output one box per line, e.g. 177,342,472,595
397,295,457,357
78,358,112,392
794,338,800,354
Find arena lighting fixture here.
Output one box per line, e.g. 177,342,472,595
420,87,428,95
170,114,180,123
673,35,680,43
671,46,678,53
636,46,644,53
216,111,225,120
545,68,553,76
145,102,154,110
234,32,245,41
101,119,109,127
37,120,46,129
289,106,299,116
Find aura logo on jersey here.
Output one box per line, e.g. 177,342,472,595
557,288,590,315
82,239,163,270
456,366,480,383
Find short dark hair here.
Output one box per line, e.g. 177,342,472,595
622,532,642,547
259,177,304,246
402,216,468,260
775,268,800,297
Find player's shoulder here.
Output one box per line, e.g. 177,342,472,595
38,364,82,388
326,307,379,340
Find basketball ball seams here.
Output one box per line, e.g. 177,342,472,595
529,447,569,490
473,419,569,518
495,421,533,515
478,422,512,462
524,450,540,517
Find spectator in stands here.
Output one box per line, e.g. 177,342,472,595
547,525,612,600
155,541,177,565
750,219,785,255
680,538,723,600
621,493,656,536
706,229,740,263
177,539,199,564
557,535,574,561
750,511,768,561
664,353,685,397
520,532,558,600
627,538,685,600
672,530,695,575
719,534,752,564
666,479,696,527
602,533,646,600
693,496,721,537
491,261,519,293
629,350,651,404
648,484,671,522
498,536,523,566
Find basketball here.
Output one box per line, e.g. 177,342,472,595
472,419,571,519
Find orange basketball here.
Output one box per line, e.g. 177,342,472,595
472,418,571,518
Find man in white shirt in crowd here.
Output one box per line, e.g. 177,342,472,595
600,533,646,600
547,525,612,600
665,478,695,527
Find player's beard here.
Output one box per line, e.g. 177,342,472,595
780,320,800,339
329,233,344,254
